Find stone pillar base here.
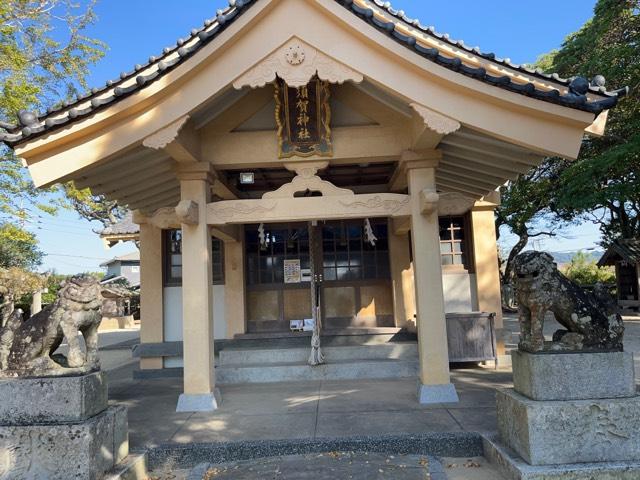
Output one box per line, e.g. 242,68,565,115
497,388,640,465
483,434,640,480
417,382,459,404
0,405,128,480
177,389,222,412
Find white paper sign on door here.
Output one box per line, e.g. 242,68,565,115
284,259,302,284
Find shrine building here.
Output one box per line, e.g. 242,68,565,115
1,0,625,411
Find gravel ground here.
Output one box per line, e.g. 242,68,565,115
147,452,506,480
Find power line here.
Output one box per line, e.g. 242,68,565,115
31,227,96,237
45,253,110,260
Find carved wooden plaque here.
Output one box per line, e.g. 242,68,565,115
275,77,332,158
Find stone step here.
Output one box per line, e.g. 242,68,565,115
219,343,418,367
216,358,419,384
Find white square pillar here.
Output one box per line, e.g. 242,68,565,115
406,154,458,404
176,163,220,412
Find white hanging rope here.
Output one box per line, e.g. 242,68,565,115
364,218,377,246
258,223,267,249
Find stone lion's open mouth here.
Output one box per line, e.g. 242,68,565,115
517,271,539,279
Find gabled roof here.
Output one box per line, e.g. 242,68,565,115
100,251,140,268
598,239,640,267
0,0,628,148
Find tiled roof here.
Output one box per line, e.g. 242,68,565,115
99,212,140,237
368,0,620,95
598,239,640,267
339,0,628,113
0,0,629,148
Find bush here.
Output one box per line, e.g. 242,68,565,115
561,251,615,286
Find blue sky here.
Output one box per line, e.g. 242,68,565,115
30,0,602,274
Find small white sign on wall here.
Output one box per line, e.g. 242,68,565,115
284,259,302,284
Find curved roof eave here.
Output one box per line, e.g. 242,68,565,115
0,0,628,149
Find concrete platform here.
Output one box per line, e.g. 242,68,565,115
107,362,512,449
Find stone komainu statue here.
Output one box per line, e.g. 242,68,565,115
0,275,103,377
513,251,624,352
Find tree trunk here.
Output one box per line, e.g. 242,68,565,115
504,232,529,284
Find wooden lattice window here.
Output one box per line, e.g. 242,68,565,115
163,229,225,286
321,220,390,282
439,216,467,268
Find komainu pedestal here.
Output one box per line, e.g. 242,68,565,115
0,372,128,479
496,351,640,467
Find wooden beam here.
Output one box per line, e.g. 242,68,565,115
212,178,239,200
388,163,408,192
441,135,541,167
207,193,411,225
392,216,411,235
92,167,175,196
210,225,240,243
440,145,531,174
436,178,488,196
75,152,167,190
438,157,517,181
201,86,274,134
128,189,180,212
143,116,203,164
436,170,499,191
438,165,504,186
119,179,179,205
456,129,542,157
331,82,406,127
202,125,410,169
437,183,483,198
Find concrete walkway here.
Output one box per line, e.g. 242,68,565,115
108,365,512,449
103,314,640,450
94,314,640,479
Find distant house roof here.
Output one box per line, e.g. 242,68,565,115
0,0,629,147
100,251,140,268
100,212,140,247
598,239,640,267
100,212,139,236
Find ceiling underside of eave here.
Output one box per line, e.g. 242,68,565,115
435,127,541,198
70,74,544,212
74,148,181,213
71,126,540,215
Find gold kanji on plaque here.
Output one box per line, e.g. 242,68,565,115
275,77,332,158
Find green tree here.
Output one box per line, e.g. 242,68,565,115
496,158,572,282
539,0,639,242
561,251,615,285
0,1,122,237
498,0,637,293
0,222,42,268
0,266,44,324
